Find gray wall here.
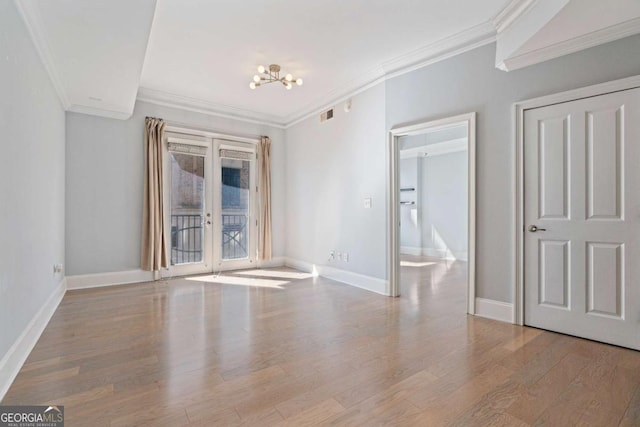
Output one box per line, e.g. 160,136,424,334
285,84,387,279
284,34,640,301
66,101,285,275
420,151,468,258
0,1,66,359
386,35,640,302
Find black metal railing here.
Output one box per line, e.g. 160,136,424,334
171,214,203,264
222,213,247,259
170,213,248,264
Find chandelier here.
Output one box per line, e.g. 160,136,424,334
249,64,303,90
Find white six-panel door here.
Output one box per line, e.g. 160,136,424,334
524,88,640,350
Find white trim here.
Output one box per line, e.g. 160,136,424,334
66,270,154,290
0,278,66,402
513,74,640,326
284,73,388,129
67,103,132,120
474,297,514,323
283,257,315,275
211,139,258,271
492,0,537,34
13,0,70,110
256,256,286,269
501,17,640,72
382,22,496,77
389,112,476,315
400,246,468,261
137,87,287,129
284,258,389,296
399,137,468,159
399,246,423,256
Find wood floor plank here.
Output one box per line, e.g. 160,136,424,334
505,351,590,424
275,398,344,426
3,261,640,426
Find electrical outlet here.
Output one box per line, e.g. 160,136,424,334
337,252,342,261
329,251,335,261
344,253,349,262
53,264,63,274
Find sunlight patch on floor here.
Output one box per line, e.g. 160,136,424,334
232,269,313,280
400,261,436,267
186,275,290,289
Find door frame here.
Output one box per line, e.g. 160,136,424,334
388,112,476,315
212,138,258,271
161,133,214,278
513,75,640,326
161,125,261,276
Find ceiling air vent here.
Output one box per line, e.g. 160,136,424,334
320,108,334,123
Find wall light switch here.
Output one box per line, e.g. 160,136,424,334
364,198,372,209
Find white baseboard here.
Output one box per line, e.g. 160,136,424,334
66,269,154,290
474,297,514,323
400,246,423,256
0,277,66,402
284,257,316,275
400,246,468,261
284,257,389,296
256,256,286,269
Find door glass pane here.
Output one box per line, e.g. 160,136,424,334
221,158,249,260
169,153,205,265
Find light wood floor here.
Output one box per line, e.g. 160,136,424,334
3,257,640,426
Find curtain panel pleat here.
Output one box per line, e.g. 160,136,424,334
258,136,272,261
141,117,168,271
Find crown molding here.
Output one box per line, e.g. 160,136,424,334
13,0,70,110
283,22,496,128
136,87,287,128
136,19,497,129
283,67,387,128
382,21,496,75
493,0,537,34
500,17,640,71
67,104,133,120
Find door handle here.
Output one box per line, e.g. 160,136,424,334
528,225,546,232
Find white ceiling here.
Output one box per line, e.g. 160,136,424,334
518,0,640,55
15,0,156,119
15,0,640,126
139,0,508,124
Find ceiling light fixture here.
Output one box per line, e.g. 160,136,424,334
249,64,303,90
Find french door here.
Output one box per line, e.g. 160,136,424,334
523,87,640,349
212,139,257,270
162,134,257,278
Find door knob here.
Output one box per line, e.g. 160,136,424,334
528,225,546,232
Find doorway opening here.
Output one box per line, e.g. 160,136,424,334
389,113,476,314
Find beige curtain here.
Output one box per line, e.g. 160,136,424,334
258,136,272,260
141,117,168,271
